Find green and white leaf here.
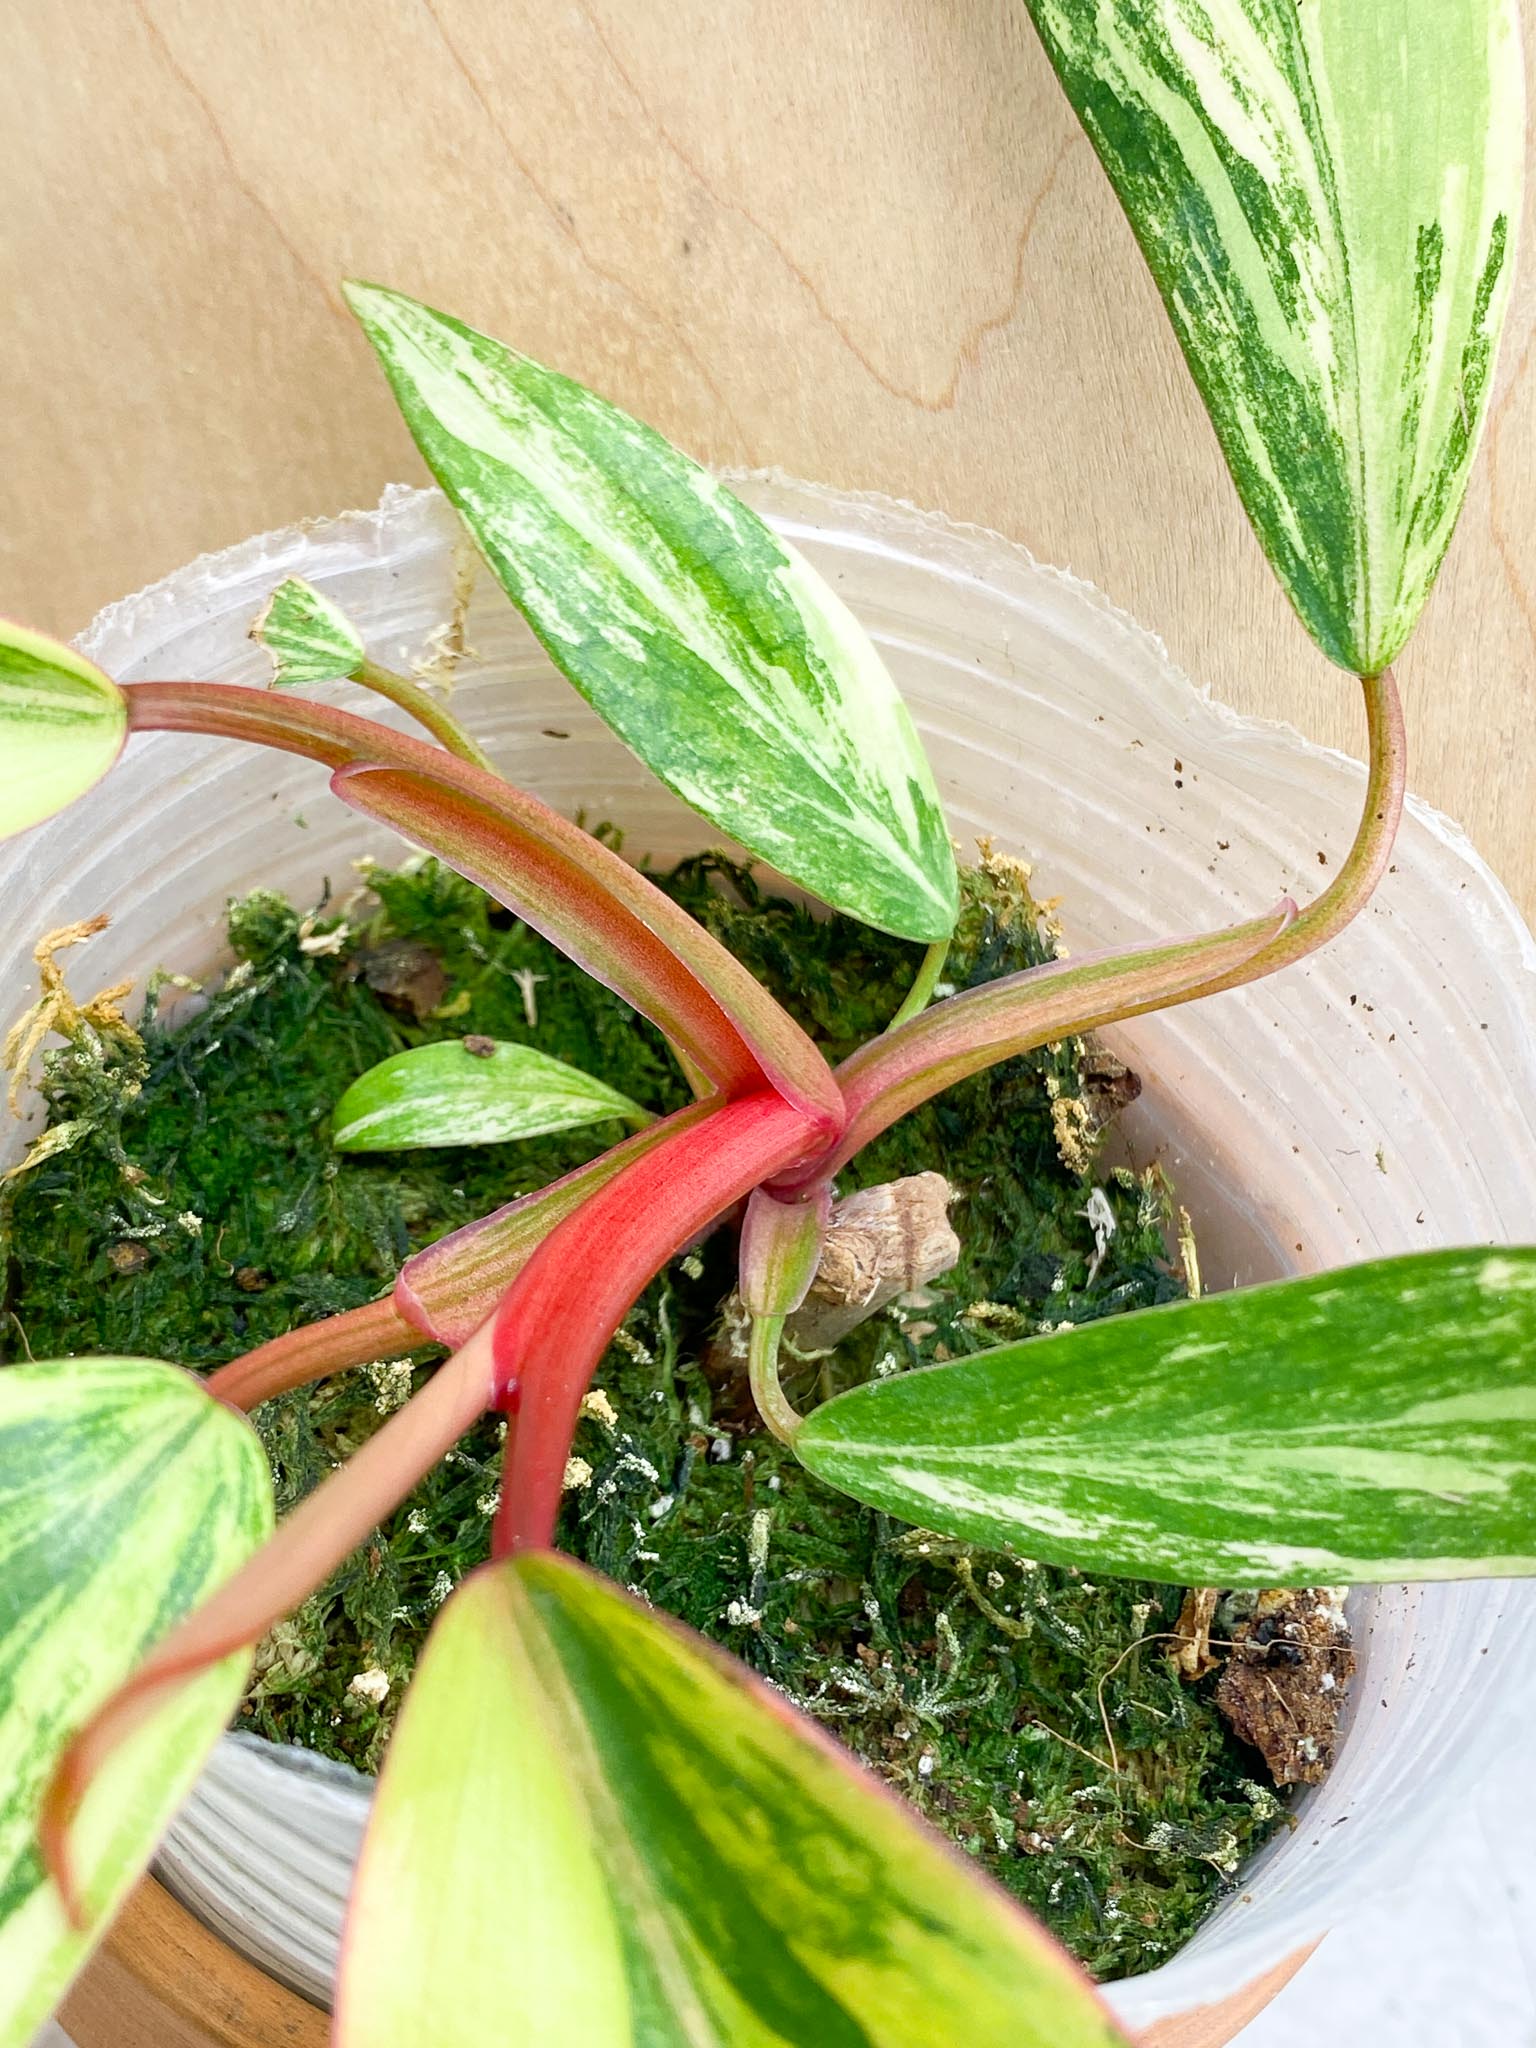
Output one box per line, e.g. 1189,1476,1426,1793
1025,0,1525,675
0,623,127,840
345,282,959,942
337,1553,1126,2048
798,1249,1536,1586
333,1038,650,1152
252,577,366,687
0,1357,274,2048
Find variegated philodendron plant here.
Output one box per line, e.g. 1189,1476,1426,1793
0,7,1528,2044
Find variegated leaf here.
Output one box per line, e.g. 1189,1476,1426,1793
797,1249,1536,1586
0,1358,273,2048
252,577,366,687
0,624,127,840
336,1554,1127,2048
332,1037,650,1152
345,283,959,942
1026,0,1524,674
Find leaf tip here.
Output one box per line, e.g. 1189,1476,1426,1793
340,276,389,320
342,278,427,347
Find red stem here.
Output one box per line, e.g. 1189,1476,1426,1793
211,1110,729,1410
787,901,1293,1186
396,1102,719,1348
123,681,839,1124
208,1295,418,1410
41,1097,831,1915
490,1091,827,1557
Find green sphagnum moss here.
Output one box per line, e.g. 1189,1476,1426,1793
0,850,1286,1980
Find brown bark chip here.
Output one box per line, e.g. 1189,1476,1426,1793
1213,1589,1355,1786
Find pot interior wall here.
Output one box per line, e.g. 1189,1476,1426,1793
4,481,1534,2031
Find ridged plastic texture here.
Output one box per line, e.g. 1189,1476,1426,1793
3,482,1533,2029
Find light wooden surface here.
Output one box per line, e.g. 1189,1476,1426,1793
3,1,1534,914
57,1880,325,2048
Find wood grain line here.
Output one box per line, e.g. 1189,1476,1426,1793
415,0,751,443
577,1,1080,414
126,0,342,314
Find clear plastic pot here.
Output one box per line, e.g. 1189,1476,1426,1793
4,481,1534,2035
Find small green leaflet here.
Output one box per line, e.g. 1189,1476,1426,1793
797,1249,1536,1586
332,1038,650,1152
336,1554,1126,2048
345,283,959,942
252,577,366,687
0,1358,273,2048
1025,0,1524,675
0,623,127,840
